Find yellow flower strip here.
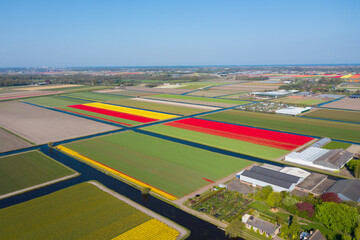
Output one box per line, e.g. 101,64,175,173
84,102,178,120
57,145,178,201
341,74,353,79
112,218,179,240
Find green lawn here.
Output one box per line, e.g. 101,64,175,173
65,131,252,197
151,94,250,105
143,125,289,160
107,99,207,115
302,108,360,123
323,141,352,150
201,110,360,143
64,92,130,101
0,182,151,239
0,151,76,196
24,95,89,107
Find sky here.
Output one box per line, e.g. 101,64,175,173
0,0,359,67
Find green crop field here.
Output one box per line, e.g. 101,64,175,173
302,108,360,123
201,110,360,143
107,99,207,115
323,141,351,150
0,151,76,196
150,94,250,105
0,182,151,239
271,97,327,105
65,131,252,197
177,82,234,89
143,125,289,160
24,95,89,107
64,92,130,101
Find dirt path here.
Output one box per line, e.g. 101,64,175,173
88,181,189,240
0,172,80,200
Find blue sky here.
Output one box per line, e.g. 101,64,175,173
0,0,359,67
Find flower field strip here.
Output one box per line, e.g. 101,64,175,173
84,102,178,120
112,219,179,240
165,118,313,151
57,145,178,200
0,151,76,197
63,91,130,101
68,104,158,123
150,94,250,105
64,131,253,197
24,95,89,108
350,74,360,79
143,124,290,160
55,107,133,126
0,182,152,239
200,110,360,143
0,91,63,100
341,74,353,79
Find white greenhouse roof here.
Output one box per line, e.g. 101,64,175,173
285,147,329,163
275,107,312,116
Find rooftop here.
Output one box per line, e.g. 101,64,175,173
327,179,360,202
243,214,278,234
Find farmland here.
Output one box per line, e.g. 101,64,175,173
0,151,76,197
147,94,250,107
63,102,178,126
0,90,63,101
63,131,253,198
0,182,159,239
189,89,241,97
201,110,360,143
144,118,312,160
24,95,89,107
321,97,360,110
0,128,32,153
177,81,235,89
302,108,360,123
0,101,118,144
271,96,329,106
107,98,209,115
63,91,130,101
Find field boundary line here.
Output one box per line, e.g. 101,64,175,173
88,181,189,240
57,145,178,200
0,125,35,145
299,115,360,124
0,172,80,200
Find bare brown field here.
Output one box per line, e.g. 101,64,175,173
125,86,190,94
144,96,239,107
96,89,157,97
0,101,118,144
189,89,241,97
0,128,32,153
322,98,360,110
0,91,62,100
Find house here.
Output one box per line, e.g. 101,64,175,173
326,179,360,202
236,166,303,192
300,230,326,240
242,214,279,238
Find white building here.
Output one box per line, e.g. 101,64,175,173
275,107,312,116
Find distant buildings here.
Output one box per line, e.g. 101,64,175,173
251,90,298,98
326,179,360,202
242,214,279,238
285,147,353,171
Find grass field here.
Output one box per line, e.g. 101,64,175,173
143,125,290,160
323,141,351,150
24,95,89,107
201,110,360,143
107,99,208,115
150,94,250,105
302,108,360,123
64,131,252,198
0,182,152,239
271,97,327,105
177,82,234,89
64,91,130,101
0,151,76,197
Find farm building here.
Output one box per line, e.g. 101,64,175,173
251,90,298,98
242,214,279,238
310,138,331,148
350,94,360,98
285,147,353,171
275,107,312,116
326,179,360,202
236,166,303,192
279,167,311,179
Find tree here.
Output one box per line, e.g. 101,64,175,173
289,217,301,239
316,202,358,234
296,202,315,218
255,185,273,201
266,192,282,208
225,219,243,238
282,196,299,207
354,224,360,240
321,192,342,203
342,235,352,240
